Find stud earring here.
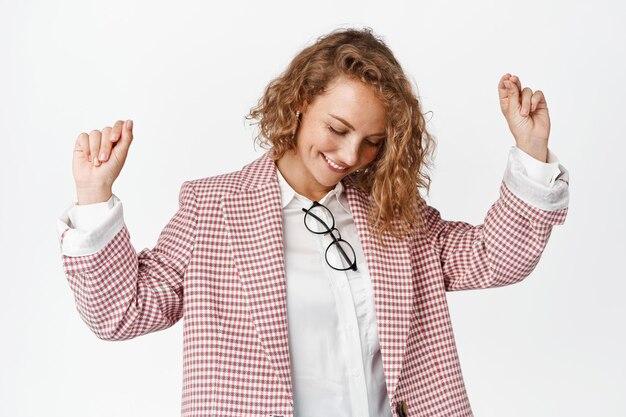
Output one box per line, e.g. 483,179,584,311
291,110,302,140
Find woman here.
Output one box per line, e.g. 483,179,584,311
57,27,569,417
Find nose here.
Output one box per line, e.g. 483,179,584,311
335,138,360,168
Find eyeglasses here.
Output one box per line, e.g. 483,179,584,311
301,201,358,271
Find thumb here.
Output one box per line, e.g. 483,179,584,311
73,134,88,163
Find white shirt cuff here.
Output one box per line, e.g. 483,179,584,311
56,194,125,257
513,145,561,186
68,194,116,230
503,145,569,211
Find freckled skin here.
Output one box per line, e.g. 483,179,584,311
276,75,387,202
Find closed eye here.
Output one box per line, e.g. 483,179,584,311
328,125,346,136
328,125,383,147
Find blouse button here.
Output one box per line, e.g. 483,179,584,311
396,400,409,417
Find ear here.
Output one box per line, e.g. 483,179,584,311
299,100,308,114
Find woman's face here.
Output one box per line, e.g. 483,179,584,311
277,74,387,201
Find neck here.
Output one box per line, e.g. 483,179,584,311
275,149,335,202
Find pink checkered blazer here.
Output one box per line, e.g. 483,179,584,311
61,150,569,417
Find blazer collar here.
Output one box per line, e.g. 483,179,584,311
220,151,414,404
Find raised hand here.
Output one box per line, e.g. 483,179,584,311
498,73,550,162
72,119,134,204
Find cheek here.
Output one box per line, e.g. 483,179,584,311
315,135,339,153
361,147,381,163
319,129,336,146
300,127,334,149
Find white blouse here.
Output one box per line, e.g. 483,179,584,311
276,165,390,417
56,145,562,417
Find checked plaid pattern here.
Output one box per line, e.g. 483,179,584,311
60,150,569,417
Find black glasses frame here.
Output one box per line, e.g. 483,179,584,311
301,201,358,271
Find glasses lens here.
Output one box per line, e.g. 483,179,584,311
304,204,334,233
326,239,356,270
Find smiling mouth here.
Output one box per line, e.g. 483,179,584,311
321,153,349,171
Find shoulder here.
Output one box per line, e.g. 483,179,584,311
183,151,276,204
191,170,242,195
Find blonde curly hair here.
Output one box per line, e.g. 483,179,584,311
246,27,437,245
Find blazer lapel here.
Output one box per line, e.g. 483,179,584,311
220,153,294,401
221,152,414,404
343,182,414,401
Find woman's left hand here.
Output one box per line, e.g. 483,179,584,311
498,73,550,162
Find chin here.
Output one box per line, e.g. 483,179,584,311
314,169,340,186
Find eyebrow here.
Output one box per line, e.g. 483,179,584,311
329,114,386,138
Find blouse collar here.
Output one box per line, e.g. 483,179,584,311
275,164,350,214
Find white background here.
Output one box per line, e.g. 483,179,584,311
1,0,624,416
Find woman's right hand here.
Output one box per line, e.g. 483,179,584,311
72,119,134,205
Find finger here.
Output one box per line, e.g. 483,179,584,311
110,119,125,143
75,132,90,162
510,74,522,93
530,90,546,112
115,119,134,157
503,79,521,112
100,126,113,162
497,73,512,100
88,129,102,166
521,87,533,116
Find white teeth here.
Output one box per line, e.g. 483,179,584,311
323,154,347,170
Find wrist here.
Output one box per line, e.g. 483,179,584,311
516,141,548,163
75,186,113,205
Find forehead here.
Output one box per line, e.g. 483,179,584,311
312,75,387,121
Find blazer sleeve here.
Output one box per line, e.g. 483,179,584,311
423,146,569,292
58,180,198,340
